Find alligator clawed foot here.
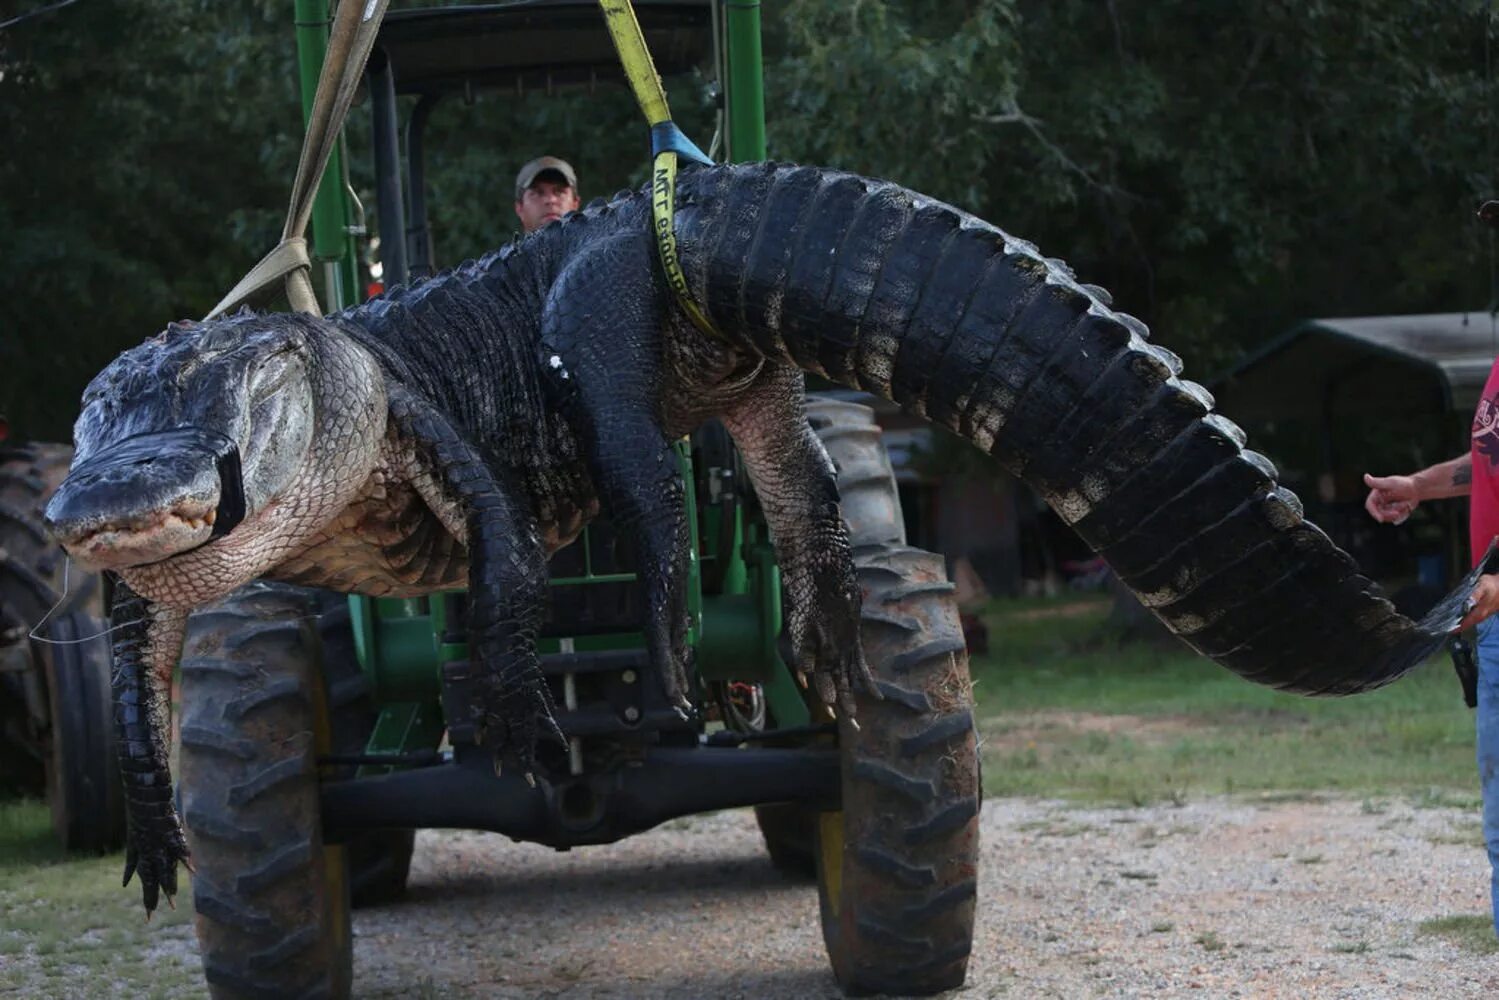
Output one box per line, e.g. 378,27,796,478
481,675,562,781
786,573,878,723
123,821,191,919
650,637,696,721
487,754,539,788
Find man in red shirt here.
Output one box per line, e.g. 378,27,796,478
1365,360,1499,934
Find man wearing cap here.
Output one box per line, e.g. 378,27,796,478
514,156,581,234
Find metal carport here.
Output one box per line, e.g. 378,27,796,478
1210,310,1498,597
1212,312,1499,421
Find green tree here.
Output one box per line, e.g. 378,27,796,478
1,0,1494,444
764,0,1495,372
0,0,299,440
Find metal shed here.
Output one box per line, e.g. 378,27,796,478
1210,309,1498,595
1212,311,1499,421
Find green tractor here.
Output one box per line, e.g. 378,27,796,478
176,3,980,996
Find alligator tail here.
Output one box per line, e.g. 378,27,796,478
680,162,1471,695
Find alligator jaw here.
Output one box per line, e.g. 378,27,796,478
46,428,247,571
62,503,219,571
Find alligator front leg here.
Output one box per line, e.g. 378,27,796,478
562,392,693,708
110,577,191,916
587,422,694,710
387,383,560,773
719,363,874,718
541,234,695,710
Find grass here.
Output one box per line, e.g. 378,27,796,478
969,594,1479,804
0,799,200,998
1194,930,1225,952
0,592,1485,993
1417,915,1499,955
1427,818,1485,847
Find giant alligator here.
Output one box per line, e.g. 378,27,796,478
45,161,1469,915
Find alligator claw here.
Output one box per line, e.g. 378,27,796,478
123,822,191,919
481,671,563,778
490,754,538,789
784,566,877,722
651,638,695,718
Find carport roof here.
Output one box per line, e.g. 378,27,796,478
1210,310,1499,419
376,1,712,98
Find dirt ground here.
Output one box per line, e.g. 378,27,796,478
336,796,1499,999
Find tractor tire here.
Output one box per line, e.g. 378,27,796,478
753,396,908,882
38,609,123,852
0,442,83,607
315,596,415,908
0,442,79,798
816,543,980,996
753,802,818,879
346,828,415,908
804,396,906,547
179,582,353,1000
0,441,120,850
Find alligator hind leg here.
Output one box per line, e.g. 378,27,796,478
719,363,873,718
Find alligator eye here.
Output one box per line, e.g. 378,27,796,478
250,349,299,404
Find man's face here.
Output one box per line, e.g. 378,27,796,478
515,177,581,233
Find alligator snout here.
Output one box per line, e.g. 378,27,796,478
45,429,245,570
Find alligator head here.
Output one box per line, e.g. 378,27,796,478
45,311,388,606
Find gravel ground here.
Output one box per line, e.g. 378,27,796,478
344,796,1499,999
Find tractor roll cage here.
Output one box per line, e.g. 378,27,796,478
348,0,764,288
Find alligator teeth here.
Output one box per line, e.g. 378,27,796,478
173,510,216,532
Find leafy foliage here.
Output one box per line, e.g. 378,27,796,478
1,0,1495,442
1,0,298,438
766,0,1496,375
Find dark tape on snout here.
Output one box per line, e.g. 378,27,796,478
209,437,245,538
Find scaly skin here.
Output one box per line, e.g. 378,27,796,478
109,579,190,913
46,161,1464,916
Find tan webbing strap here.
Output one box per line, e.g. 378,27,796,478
207,239,315,320
206,0,391,320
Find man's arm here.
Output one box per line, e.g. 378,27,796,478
1364,452,1499,630
1363,453,1472,524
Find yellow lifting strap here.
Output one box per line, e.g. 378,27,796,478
597,0,725,341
